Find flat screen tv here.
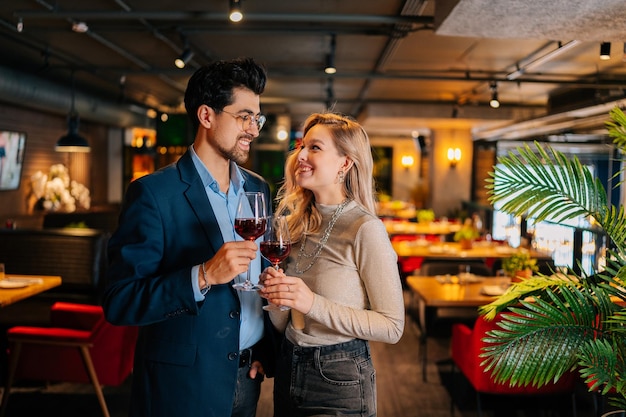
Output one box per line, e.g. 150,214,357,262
0,130,26,191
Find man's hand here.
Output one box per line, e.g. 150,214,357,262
202,241,257,286
248,360,265,380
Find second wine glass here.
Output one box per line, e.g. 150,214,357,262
232,192,267,291
261,215,291,311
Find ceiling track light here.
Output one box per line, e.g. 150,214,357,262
489,81,500,109
175,48,194,69
324,34,337,74
600,42,611,60
229,0,243,23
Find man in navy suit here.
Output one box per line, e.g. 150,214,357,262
103,57,274,417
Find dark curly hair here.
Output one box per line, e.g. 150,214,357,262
184,57,267,132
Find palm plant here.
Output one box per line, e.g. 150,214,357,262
478,107,626,410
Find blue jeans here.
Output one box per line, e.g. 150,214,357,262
274,338,377,417
231,365,263,417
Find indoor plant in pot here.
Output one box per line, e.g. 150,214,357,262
454,219,480,250
478,107,626,411
501,251,539,282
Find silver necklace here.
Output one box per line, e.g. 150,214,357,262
294,199,351,274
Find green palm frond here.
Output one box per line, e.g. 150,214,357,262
607,107,626,152
478,274,591,319
600,205,626,254
486,142,606,224
481,284,600,387
480,107,626,407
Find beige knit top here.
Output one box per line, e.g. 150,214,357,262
268,200,405,347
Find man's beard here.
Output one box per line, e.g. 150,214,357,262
218,136,250,165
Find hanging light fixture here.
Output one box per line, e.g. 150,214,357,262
600,42,611,60
174,48,194,69
489,81,500,109
56,72,90,153
324,34,337,74
229,0,243,22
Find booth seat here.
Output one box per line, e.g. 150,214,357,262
0,228,110,301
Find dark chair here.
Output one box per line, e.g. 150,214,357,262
0,302,138,417
450,313,578,417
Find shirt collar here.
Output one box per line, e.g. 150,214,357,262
189,145,245,194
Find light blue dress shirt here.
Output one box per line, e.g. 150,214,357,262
188,145,264,350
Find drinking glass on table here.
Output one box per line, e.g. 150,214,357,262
232,192,267,291
495,268,511,290
458,263,471,283
261,215,291,311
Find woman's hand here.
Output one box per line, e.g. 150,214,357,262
260,268,314,314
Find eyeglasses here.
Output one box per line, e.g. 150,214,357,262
221,110,266,132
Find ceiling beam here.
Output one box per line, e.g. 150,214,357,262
14,10,433,26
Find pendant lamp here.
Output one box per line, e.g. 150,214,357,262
55,73,90,153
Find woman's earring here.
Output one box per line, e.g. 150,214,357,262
337,171,345,184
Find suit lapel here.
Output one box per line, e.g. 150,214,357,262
178,152,223,254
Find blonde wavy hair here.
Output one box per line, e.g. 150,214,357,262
275,112,376,243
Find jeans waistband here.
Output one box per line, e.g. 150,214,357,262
283,338,369,361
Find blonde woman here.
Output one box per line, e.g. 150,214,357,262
260,112,405,417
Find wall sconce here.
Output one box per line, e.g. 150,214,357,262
447,147,461,168
401,155,415,171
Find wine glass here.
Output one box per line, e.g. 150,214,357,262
232,192,267,291
261,215,291,311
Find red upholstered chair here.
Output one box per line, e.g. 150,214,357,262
0,302,138,417
450,314,578,417
390,234,424,280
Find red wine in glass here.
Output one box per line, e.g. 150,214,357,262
235,218,267,241
260,241,291,266
232,192,267,291
261,215,292,311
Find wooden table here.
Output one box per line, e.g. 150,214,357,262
384,220,461,237
393,240,552,260
0,275,62,308
406,275,505,381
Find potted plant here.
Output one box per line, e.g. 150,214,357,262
501,251,538,282
477,107,626,411
454,219,480,249
416,208,435,224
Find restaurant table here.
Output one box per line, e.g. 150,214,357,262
406,275,505,381
383,219,461,237
0,275,62,308
392,240,552,261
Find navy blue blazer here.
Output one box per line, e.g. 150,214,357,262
102,150,275,417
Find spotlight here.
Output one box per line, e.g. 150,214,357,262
324,34,337,74
174,48,194,69
600,42,611,60
71,21,89,33
324,54,336,75
229,0,243,22
489,81,500,109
